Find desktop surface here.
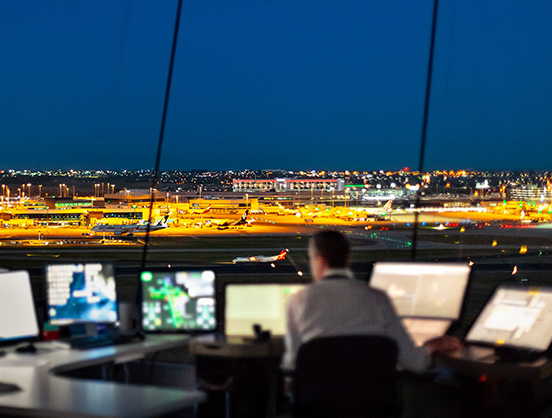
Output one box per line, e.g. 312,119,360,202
0,335,205,418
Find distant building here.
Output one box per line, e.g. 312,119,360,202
507,185,552,202
346,185,415,202
232,178,345,192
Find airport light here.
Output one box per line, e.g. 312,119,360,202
27,183,31,198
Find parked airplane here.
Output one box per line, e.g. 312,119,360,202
90,215,169,236
191,205,211,214
131,215,170,233
233,249,287,263
211,210,250,230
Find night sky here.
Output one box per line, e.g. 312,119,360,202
2,1,551,172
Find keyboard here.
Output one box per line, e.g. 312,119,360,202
0,382,21,394
69,333,143,350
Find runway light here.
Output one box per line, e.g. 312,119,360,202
512,266,518,275
297,271,303,276
270,263,275,268
492,240,497,246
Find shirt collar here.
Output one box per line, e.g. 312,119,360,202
322,268,354,280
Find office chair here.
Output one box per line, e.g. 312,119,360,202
292,335,400,418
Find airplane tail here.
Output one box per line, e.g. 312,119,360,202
203,205,211,213
241,210,249,220
156,215,169,226
276,250,287,260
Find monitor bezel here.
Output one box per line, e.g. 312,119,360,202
139,268,218,334
0,270,41,347
45,262,119,327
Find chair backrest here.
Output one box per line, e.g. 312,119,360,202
292,335,400,418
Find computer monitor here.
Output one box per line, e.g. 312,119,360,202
46,263,118,326
465,285,552,352
224,283,306,336
0,270,40,346
369,262,471,319
140,269,216,332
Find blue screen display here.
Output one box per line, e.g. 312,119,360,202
46,263,118,325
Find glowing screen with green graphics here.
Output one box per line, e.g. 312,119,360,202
141,270,216,332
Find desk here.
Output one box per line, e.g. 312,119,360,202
436,345,552,417
0,335,206,418
190,335,284,358
190,336,285,418
437,345,552,381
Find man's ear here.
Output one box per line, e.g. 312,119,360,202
318,254,330,271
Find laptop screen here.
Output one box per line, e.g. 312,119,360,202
0,270,40,345
140,269,216,333
465,285,552,352
369,262,471,319
46,263,118,326
225,283,305,336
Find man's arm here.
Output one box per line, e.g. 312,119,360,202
281,292,302,372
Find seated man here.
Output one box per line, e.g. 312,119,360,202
282,229,461,372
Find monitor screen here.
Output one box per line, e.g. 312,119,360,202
141,270,216,332
225,283,306,336
369,262,471,319
465,285,552,352
0,271,40,345
46,263,118,325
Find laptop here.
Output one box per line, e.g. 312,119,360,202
370,262,471,346
224,283,306,339
0,270,40,347
465,285,552,361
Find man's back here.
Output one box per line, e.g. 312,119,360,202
283,278,430,372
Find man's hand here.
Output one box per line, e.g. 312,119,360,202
423,335,463,354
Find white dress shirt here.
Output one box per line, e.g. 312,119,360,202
282,269,431,372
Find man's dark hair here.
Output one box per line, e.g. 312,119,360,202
311,230,351,268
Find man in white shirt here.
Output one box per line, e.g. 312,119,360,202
282,229,461,372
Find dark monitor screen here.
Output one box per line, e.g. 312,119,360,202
140,270,216,332
224,283,306,336
369,262,471,319
46,263,118,326
465,285,552,352
0,270,40,345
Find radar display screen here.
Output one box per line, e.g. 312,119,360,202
370,262,471,319
466,285,552,352
46,263,118,326
141,270,216,332
225,283,305,336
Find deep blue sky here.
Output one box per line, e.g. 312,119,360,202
2,1,551,172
